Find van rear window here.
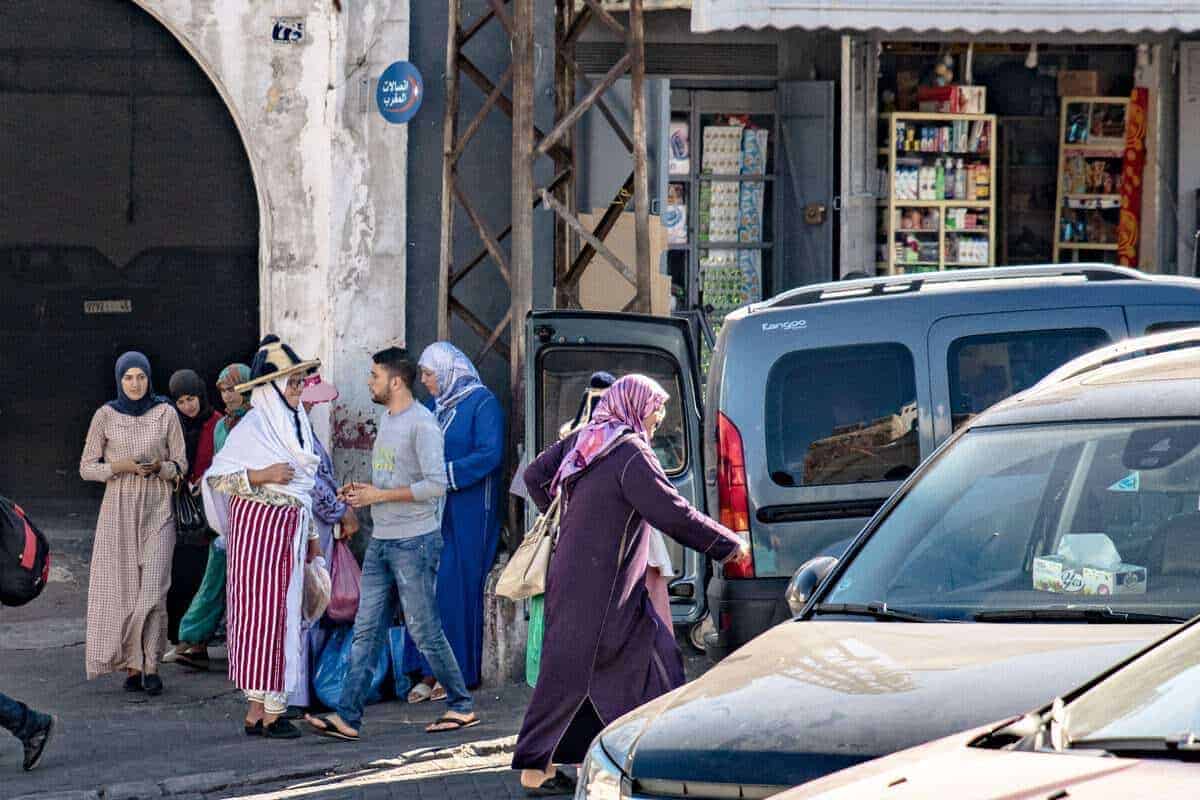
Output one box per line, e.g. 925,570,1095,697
765,343,918,487
948,328,1109,430
538,348,687,475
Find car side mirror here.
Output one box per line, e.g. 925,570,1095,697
785,556,839,616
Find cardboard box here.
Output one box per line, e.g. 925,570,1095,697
917,85,986,114
576,211,672,315
1033,555,1148,596
1058,70,1100,98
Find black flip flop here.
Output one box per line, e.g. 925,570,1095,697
426,714,481,733
524,769,576,797
174,651,209,671
244,720,263,737
306,713,359,742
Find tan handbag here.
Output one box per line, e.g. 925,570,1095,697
496,493,563,601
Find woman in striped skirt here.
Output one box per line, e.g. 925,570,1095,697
202,336,323,739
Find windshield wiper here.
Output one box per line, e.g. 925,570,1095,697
812,602,928,622
973,607,1186,624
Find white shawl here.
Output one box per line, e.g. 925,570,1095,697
201,378,320,695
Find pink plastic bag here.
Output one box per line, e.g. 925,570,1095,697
326,539,361,623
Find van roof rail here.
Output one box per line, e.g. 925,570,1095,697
1033,326,1200,389
760,264,1145,310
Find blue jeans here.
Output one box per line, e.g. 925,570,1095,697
336,532,473,728
0,691,48,742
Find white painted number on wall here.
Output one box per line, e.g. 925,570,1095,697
272,19,305,44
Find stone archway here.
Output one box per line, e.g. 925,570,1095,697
0,0,261,509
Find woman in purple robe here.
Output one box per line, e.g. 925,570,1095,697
513,375,743,795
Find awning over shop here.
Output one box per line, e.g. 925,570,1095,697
576,0,691,11
692,1,1200,34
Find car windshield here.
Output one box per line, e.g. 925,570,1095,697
824,421,1200,622
1063,621,1200,746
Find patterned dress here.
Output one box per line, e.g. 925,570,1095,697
80,403,186,678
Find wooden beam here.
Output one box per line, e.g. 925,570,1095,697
561,172,634,289
459,55,571,164
541,188,638,286
559,50,638,154
563,5,593,47
511,0,536,551
485,0,515,35
458,0,510,46
451,63,513,164
629,0,651,312
450,297,510,359
535,51,631,159
452,179,511,285
476,309,513,363
450,169,570,289
581,0,627,37
554,0,577,309
437,0,461,341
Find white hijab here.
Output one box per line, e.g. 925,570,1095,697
200,376,319,698
202,376,320,536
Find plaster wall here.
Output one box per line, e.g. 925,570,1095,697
134,0,410,477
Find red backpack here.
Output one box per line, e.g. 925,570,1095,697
0,496,50,607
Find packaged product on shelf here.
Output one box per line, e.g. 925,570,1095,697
741,129,769,175
701,125,743,174
664,205,687,245
669,120,690,175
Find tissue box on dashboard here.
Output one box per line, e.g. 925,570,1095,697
1032,555,1147,596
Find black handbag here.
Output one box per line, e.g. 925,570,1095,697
170,462,207,537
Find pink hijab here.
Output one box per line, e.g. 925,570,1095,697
550,374,669,497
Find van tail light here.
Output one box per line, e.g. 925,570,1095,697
717,412,754,579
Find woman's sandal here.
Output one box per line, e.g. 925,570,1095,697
305,713,359,742
407,682,433,704
523,769,577,797
425,714,480,733
244,719,263,737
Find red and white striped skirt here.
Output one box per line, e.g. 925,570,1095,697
225,496,300,694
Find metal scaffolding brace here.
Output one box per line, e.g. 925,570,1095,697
438,0,652,534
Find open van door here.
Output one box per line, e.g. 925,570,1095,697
525,310,709,635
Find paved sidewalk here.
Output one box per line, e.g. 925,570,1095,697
0,543,535,800
225,737,534,800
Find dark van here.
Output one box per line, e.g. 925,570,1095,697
525,264,1200,656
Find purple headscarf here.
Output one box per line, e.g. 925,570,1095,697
549,374,668,497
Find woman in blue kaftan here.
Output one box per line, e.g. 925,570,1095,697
402,342,504,694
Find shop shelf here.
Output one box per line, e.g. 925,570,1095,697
1057,242,1119,250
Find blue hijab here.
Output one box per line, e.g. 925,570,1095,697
106,351,168,417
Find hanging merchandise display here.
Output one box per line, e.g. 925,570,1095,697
1117,88,1149,267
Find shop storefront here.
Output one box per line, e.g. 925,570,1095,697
691,2,1200,278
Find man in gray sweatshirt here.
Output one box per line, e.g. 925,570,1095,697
307,347,476,741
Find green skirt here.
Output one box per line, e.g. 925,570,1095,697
525,594,545,688
177,543,227,644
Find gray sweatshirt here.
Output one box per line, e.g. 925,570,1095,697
370,402,447,539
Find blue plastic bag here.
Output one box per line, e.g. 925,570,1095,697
313,624,388,709
388,625,413,699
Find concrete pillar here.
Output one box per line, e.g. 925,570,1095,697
134,0,410,477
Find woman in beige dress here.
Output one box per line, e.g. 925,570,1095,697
80,351,186,696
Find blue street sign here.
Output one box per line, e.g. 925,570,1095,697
376,61,423,124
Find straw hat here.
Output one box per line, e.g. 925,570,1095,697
235,335,321,393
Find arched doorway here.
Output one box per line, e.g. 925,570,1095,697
0,0,260,514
